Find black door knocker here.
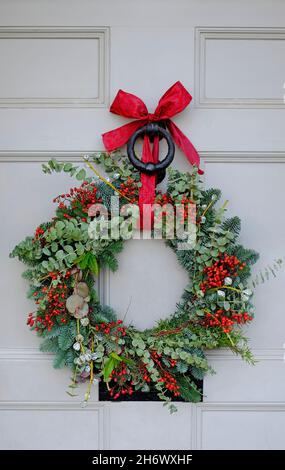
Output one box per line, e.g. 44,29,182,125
127,122,175,184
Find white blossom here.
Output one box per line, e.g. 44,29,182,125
217,290,225,298
73,342,81,351
80,317,89,326
79,354,86,363
85,353,91,362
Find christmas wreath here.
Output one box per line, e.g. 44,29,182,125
10,153,260,412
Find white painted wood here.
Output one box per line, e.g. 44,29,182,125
0,403,106,450
195,27,285,108
204,354,285,402
108,239,189,330
0,162,96,349
0,0,285,451
196,404,285,450
108,402,193,450
0,353,99,402
204,162,285,350
0,27,109,107
1,149,285,163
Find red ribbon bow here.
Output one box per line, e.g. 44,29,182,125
102,81,202,226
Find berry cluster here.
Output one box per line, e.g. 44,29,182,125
204,309,252,334
119,177,138,203
150,351,180,397
94,319,126,339
140,363,151,383
34,226,45,239
154,193,174,224
27,312,36,327
109,362,134,400
53,182,101,220
177,196,196,224
154,193,196,227
31,271,71,332
155,193,173,206
200,253,246,293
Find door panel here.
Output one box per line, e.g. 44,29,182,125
108,239,189,330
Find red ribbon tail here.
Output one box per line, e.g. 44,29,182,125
167,120,203,174
138,135,159,229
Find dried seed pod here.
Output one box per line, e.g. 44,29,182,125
66,294,84,314
73,301,89,319
74,282,89,298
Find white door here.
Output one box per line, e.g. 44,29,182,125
1,0,285,450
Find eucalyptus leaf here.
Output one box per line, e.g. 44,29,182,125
76,169,86,181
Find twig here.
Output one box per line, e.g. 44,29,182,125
83,158,132,202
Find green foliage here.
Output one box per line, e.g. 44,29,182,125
102,352,133,382
96,182,116,209
175,248,195,273
64,349,76,369
39,322,80,371
53,349,69,369
175,375,202,402
176,361,188,373
190,366,206,381
57,323,77,351
97,240,124,271
75,252,99,275
167,166,203,204
90,304,117,324
42,159,91,182
40,338,59,353
91,151,140,182
9,236,42,265
221,216,241,240
232,245,259,266
103,355,118,382
200,188,221,206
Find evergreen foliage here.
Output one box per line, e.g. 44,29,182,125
90,304,117,324
96,182,116,210
221,216,241,239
